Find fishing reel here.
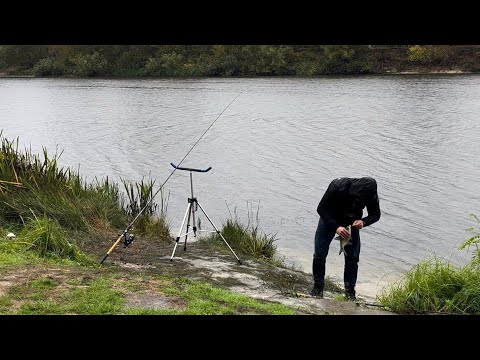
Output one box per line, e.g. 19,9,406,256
120,232,135,248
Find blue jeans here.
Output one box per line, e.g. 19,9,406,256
313,218,361,291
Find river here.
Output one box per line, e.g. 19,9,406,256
1,76,479,298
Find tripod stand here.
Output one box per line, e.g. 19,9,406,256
169,163,242,264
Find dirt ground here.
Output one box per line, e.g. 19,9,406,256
75,233,392,315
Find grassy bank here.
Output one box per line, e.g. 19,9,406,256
0,134,170,236
378,214,480,314
0,134,282,264
0,134,304,314
0,263,295,315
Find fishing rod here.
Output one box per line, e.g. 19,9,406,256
100,91,244,264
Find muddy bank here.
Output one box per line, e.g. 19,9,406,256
76,232,391,315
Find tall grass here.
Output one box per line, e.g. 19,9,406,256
459,213,480,264
203,203,280,264
121,177,171,239
0,134,125,230
19,214,92,263
378,214,480,314
123,176,158,217
0,133,171,255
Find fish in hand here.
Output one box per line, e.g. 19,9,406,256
334,225,352,255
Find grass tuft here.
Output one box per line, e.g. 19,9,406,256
202,204,281,264
378,214,480,314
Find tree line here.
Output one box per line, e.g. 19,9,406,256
0,45,478,77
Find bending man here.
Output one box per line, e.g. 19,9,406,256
311,177,381,300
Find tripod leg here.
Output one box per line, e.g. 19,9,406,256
195,201,242,264
184,201,193,251
170,202,192,261
191,199,198,238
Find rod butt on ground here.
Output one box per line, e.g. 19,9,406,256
100,254,109,264
238,259,243,265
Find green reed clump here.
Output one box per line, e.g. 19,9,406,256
19,214,91,264
203,204,280,264
377,259,465,314
220,218,278,259
122,176,157,217
459,213,480,265
378,214,480,314
0,133,173,267
121,177,171,239
0,134,125,231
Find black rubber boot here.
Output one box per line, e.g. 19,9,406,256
344,260,358,300
311,257,325,298
344,288,356,300
310,282,324,298
312,257,325,285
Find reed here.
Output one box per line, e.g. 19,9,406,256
0,133,171,260
121,177,170,239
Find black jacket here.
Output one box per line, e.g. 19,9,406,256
317,177,381,230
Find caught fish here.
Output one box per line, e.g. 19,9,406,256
334,225,351,255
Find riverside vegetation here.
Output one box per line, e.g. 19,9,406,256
0,134,332,314
1,45,479,77
378,214,480,314
0,133,300,314
1,133,478,314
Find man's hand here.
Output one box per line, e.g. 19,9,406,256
352,220,364,230
336,226,351,241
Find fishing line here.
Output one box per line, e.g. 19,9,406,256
100,90,244,263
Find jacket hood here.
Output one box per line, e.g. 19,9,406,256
349,177,377,202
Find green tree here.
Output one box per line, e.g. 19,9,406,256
321,45,355,74
144,53,185,76
71,51,109,76
0,45,48,68
408,45,453,65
